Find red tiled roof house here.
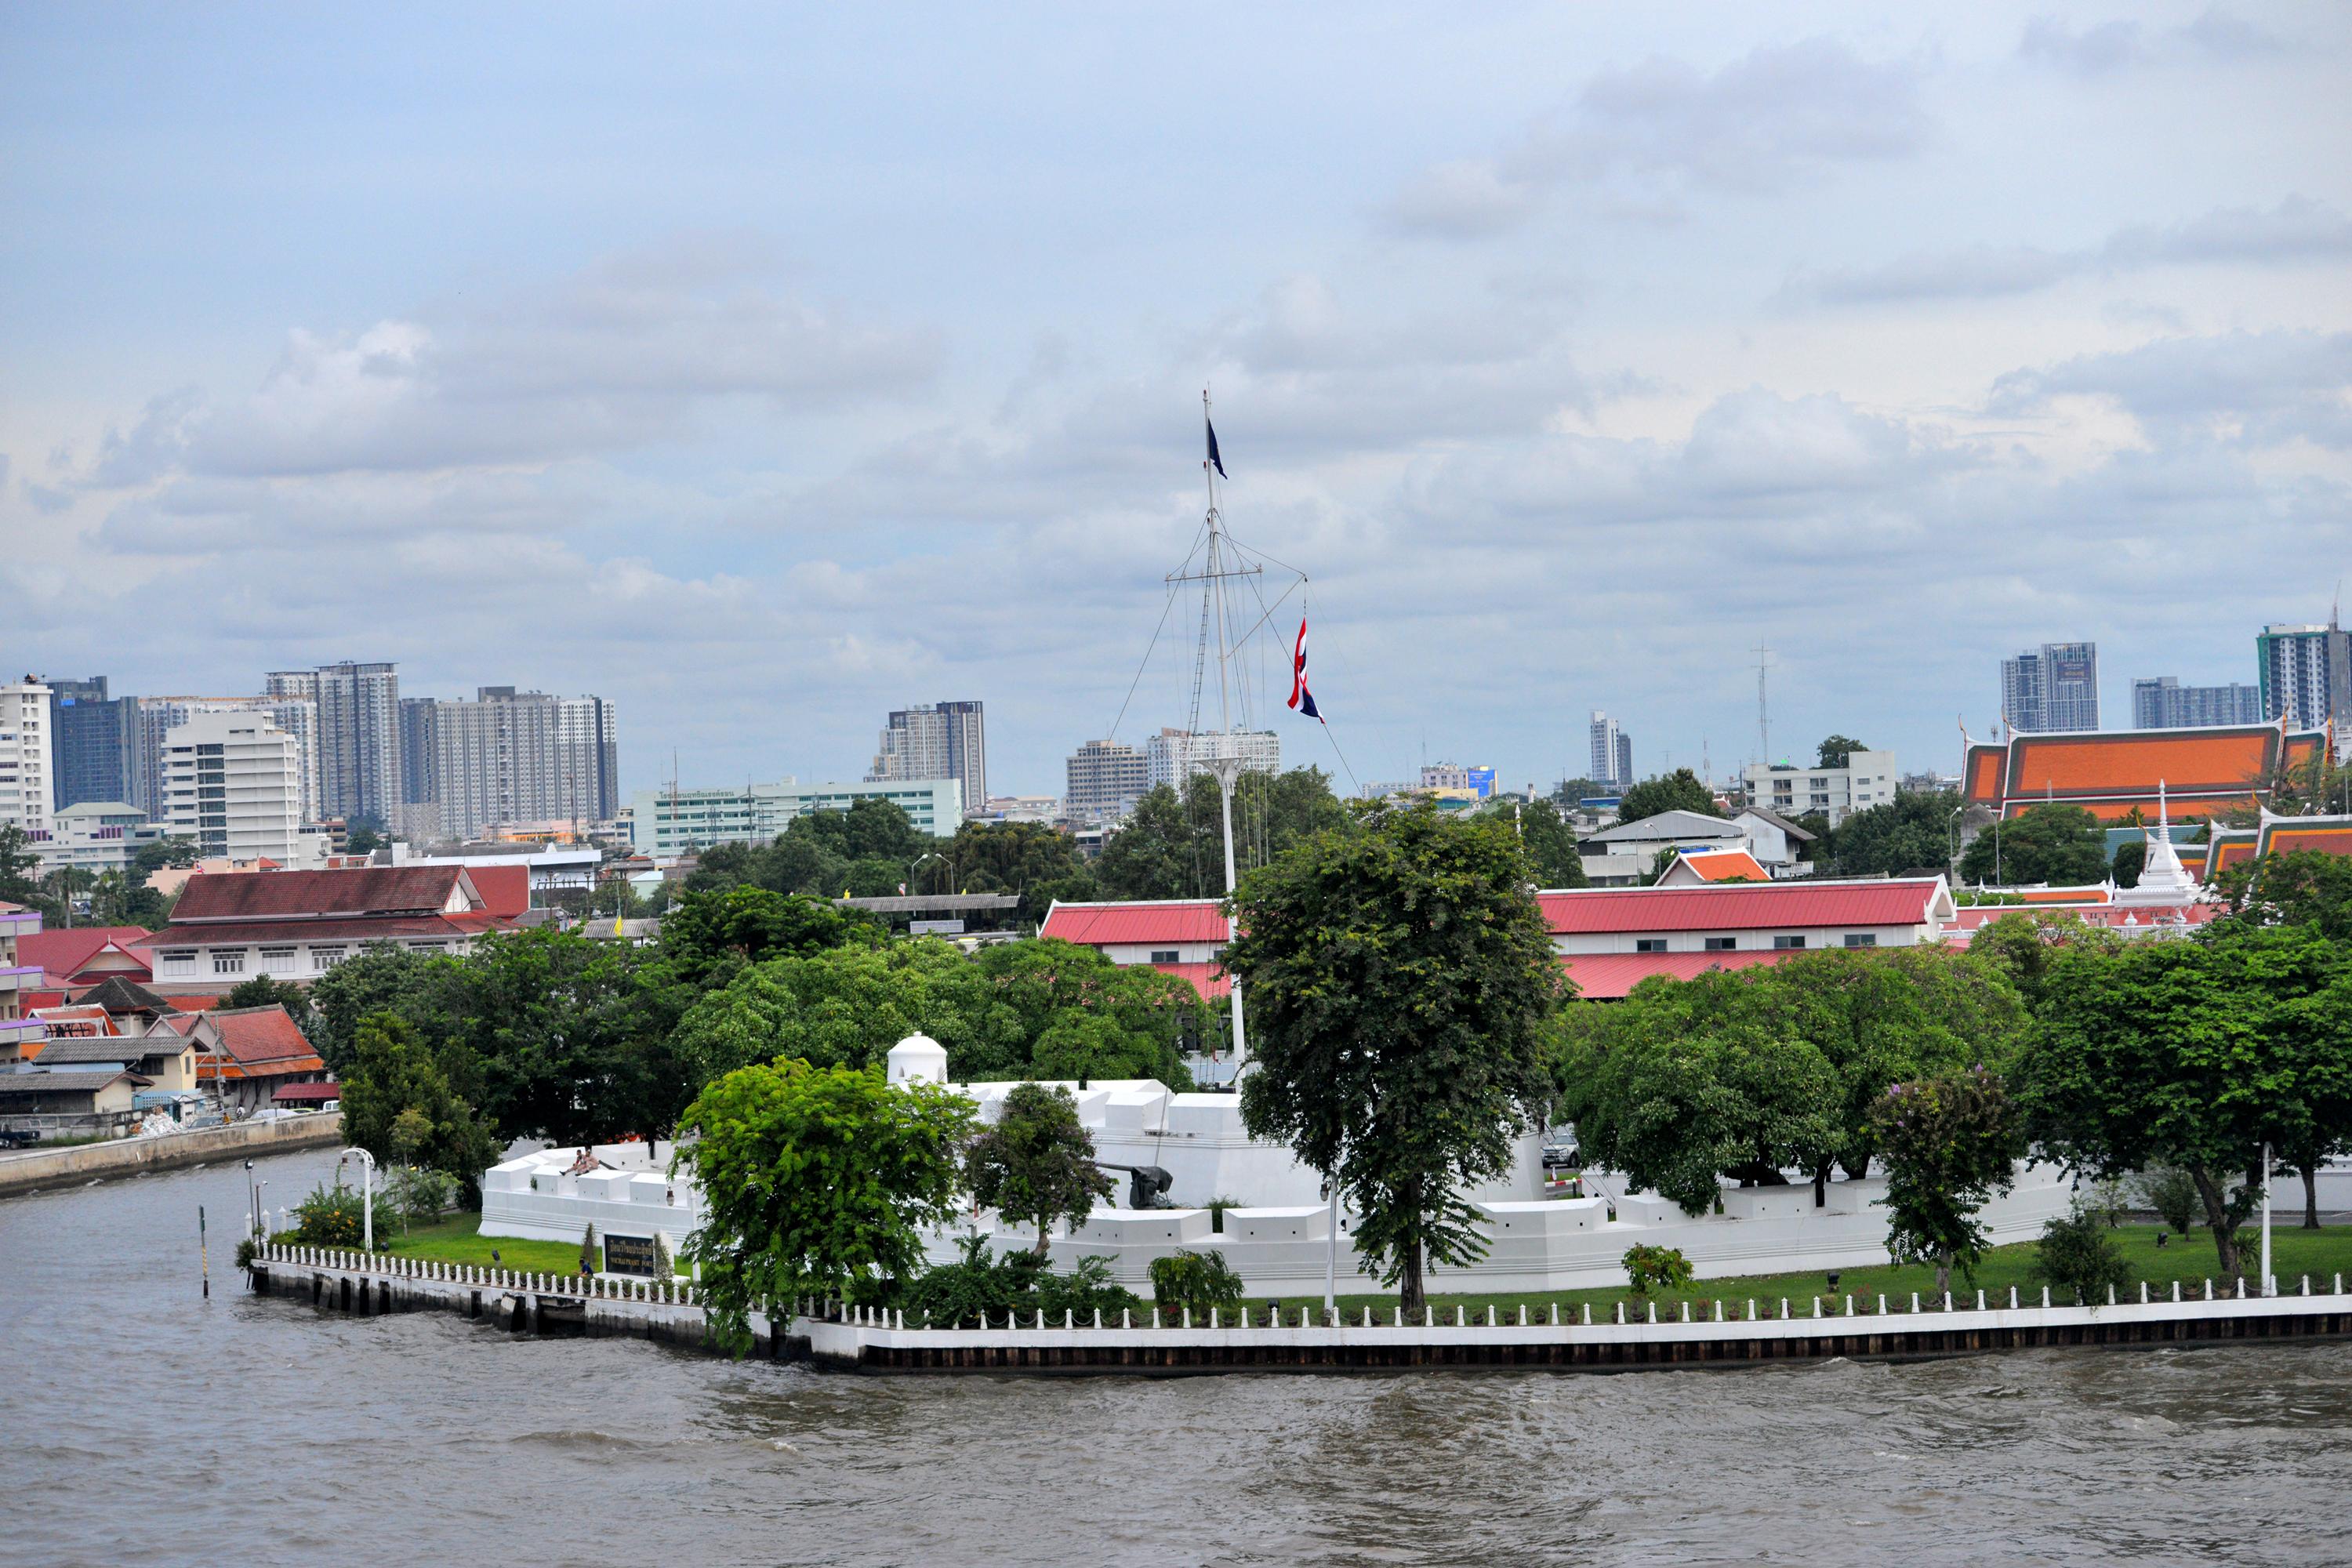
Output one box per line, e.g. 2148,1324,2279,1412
145,865,521,994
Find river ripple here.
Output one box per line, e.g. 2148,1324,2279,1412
4,1149,2349,1567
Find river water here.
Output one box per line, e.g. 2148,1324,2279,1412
5,1149,2351,1567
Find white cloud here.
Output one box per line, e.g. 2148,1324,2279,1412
1385,38,1929,238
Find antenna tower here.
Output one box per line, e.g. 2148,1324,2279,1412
1754,643,1773,765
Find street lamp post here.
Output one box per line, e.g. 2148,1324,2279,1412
340,1147,379,1253
1323,1178,1340,1320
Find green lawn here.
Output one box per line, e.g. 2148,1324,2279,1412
1321,1224,2352,1323
375,1210,688,1276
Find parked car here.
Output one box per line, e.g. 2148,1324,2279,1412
0,1127,40,1149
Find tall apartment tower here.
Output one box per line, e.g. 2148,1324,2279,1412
867,701,986,816
414,688,619,840
0,678,56,837
274,661,401,826
2000,641,2100,733
2131,677,2265,730
1065,739,1150,822
1588,711,1632,791
48,676,140,811
2256,620,2352,735
160,710,303,862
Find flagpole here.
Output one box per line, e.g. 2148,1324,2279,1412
1201,387,1247,1074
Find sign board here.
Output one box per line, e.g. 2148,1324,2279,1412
1467,766,1497,800
602,1232,660,1277
909,918,966,935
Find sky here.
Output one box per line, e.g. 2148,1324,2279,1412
3,2,2347,803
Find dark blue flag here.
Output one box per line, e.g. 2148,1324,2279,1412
1207,418,1228,479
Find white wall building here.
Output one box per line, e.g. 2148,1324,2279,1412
628,776,963,855
1740,748,1896,829
0,679,55,838
133,695,321,824
29,801,169,875
159,710,305,863
413,687,620,840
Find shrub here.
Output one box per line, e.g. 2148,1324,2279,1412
234,1237,258,1269
1621,1243,1695,1296
2033,1203,2132,1304
579,1223,599,1274
291,1183,372,1247
2136,1167,2200,1236
383,1164,455,1229
1148,1249,1244,1319
1036,1254,1142,1323
1203,1196,1244,1235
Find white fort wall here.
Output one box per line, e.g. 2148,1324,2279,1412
477,1034,2082,1293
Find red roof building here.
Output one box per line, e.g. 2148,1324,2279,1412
145,866,518,993
1654,850,1769,887
17,927,153,988
1961,724,2326,823
196,1004,330,1112
1039,899,1234,1000
1536,878,1955,953
1561,949,1802,1000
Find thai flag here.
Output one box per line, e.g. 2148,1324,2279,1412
1287,617,1323,722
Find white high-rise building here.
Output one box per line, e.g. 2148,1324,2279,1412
1144,728,1279,790
160,710,305,862
1065,739,1150,822
272,661,401,826
420,687,620,840
0,678,56,837
1588,711,1632,791
2256,620,2352,737
133,696,321,824
2000,641,2100,733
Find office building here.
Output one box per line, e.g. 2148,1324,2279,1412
1588,712,1632,791
0,678,55,837
1418,762,1497,800
411,687,619,840
29,800,170,876
1740,749,1896,829
132,695,321,824
2000,641,2100,733
628,777,962,857
1143,728,1279,790
159,710,305,862
1065,739,1150,822
867,701,986,817
2256,620,2351,736
272,661,401,826
48,677,140,811
398,697,439,813
2130,677,2265,730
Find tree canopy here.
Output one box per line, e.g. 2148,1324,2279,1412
676,1058,975,1352
1957,803,2107,887
2212,848,2352,941
1822,790,1958,877
2016,924,2352,1276
1867,1065,2024,1295
1816,734,1868,769
336,1013,500,1199
1225,800,1560,1312
1613,768,1722,823
682,798,938,901
1484,797,1587,887
1091,768,1347,902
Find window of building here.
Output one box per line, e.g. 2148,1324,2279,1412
313,947,346,970
258,946,296,969
1704,936,1737,952
1149,949,1179,964
212,950,246,975
1635,938,1668,953
1843,934,1877,949
1772,935,1807,950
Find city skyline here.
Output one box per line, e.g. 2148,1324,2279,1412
5,6,2348,798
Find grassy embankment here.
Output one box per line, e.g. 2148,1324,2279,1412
368,1213,2352,1315
1325,1224,2352,1321
375,1210,688,1276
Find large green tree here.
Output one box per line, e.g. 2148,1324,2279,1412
2016,926,2352,1276
920,819,1096,924
1225,800,1560,1313
1554,977,1843,1214
966,1082,1114,1254
1965,911,2125,1010
1613,768,1722,823
1823,790,1959,877
336,1013,500,1199
1816,735,1868,769
675,1058,976,1352
1958,803,2107,887
308,941,439,1072
2212,848,2352,942
658,884,879,988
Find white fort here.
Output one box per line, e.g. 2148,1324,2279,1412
480,1033,2072,1294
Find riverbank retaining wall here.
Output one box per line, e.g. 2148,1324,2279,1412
247,1243,2351,1377
0,1112,344,1197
